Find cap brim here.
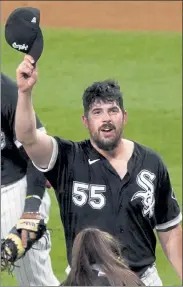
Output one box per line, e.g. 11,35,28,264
28,28,43,63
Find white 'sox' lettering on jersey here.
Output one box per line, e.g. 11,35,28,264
131,169,156,218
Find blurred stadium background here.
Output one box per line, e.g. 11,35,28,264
1,1,182,286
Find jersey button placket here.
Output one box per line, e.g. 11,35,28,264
119,199,124,233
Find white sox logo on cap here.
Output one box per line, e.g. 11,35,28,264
12,42,29,51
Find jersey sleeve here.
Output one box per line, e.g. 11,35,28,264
155,160,182,231
1,73,46,148
32,136,75,192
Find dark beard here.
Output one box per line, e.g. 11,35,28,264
94,139,120,151
92,131,122,151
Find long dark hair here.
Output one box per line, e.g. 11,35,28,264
63,228,144,286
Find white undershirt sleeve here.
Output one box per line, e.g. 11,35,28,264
32,136,58,172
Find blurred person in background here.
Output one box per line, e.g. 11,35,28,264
62,227,145,286
1,72,59,286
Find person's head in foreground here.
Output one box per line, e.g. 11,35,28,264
82,79,127,152
63,228,144,286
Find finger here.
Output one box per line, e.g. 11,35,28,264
46,180,52,189
19,67,32,78
24,55,35,65
22,60,34,71
29,232,36,240
21,229,28,249
20,213,40,220
30,70,38,83
18,63,34,78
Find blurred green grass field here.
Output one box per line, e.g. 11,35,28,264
1,28,182,286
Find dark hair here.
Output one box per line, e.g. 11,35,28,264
63,228,144,286
82,79,124,115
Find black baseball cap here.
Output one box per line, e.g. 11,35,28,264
5,7,43,63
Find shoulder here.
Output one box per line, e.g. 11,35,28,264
134,141,167,172
54,136,90,151
1,73,17,93
1,72,18,109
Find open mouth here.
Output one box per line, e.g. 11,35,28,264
101,128,114,132
100,126,116,137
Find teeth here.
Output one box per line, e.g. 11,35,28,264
103,129,111,131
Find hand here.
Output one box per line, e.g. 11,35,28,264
1,215,46,272
18,212,41,249
46,180,52,189
16,55,38,94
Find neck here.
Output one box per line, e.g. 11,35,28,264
90,138,125,159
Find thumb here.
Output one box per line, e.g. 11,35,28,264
21,229,28,249
27,70,38,87
27,77,36,87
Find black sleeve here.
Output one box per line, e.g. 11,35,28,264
155,159,182,231
13,110,47,212
1,73,46,147
1,73,47,212
14,112,47,212
42,136,75,194
18,147,47,212
1,73,17,131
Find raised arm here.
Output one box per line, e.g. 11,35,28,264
15,55,54,169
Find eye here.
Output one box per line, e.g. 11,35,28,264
110,108,119,114
93,110,102,115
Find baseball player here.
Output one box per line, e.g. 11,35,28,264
14,55,182,286
1,72,59,286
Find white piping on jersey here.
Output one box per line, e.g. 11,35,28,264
32,136,58,172
92,264,105,276
14,127,46,148
155,212,182,230
65,264,105,276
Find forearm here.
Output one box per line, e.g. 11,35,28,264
166,227,182,280
15,57,55,168
16,90,37,145
158,225,182,281
24,160,47,213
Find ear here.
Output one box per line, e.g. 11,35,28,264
82,115,89,128
122,110,128,126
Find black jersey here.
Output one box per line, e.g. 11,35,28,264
38,137,181,276
1,73,45,185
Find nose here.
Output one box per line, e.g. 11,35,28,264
101,111,111,122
